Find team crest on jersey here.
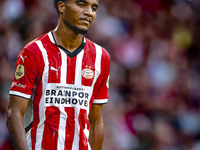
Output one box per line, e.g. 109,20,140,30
82,68,94,79
15,64,24,80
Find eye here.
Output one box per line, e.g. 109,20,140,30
77,3,86,7
91,4,98,12
92,7,97,12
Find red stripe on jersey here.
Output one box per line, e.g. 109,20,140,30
67,56,77,84
82,40,96,86
41,106,60,150
64,107,75,149
79,109,89,150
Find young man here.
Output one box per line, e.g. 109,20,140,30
6,0,110,150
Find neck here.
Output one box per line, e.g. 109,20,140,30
52,22,83,53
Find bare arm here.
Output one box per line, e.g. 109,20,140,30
89,104,104,150
6,95,30,150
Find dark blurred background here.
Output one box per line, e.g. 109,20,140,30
1,0,200,150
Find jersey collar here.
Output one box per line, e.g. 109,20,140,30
48,31,86,58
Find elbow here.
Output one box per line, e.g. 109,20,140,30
89,116,103,127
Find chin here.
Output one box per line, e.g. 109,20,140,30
73,26,88,35
64,20,89,35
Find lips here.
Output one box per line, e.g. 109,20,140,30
80,18,91,24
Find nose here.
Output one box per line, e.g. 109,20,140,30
83,6,94,17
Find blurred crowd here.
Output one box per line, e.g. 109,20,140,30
0,0,200,150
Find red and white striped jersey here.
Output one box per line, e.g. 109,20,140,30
9,31,110,150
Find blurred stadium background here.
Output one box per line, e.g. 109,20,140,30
1,0,200,149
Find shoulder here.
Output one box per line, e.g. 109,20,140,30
85,38,110,60
16,33,49,64
23,33,49,55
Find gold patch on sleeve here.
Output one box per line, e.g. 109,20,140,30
15,64,25,80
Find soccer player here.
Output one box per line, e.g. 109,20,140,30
6,0,110,150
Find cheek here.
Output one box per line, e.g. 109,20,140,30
92,14,96,21
68,11,80,23
63,12,76,24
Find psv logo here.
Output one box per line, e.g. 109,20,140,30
82,68,94,79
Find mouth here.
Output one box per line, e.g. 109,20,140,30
80,18,92,25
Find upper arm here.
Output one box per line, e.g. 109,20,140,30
7,95,30,118
89,104,103,124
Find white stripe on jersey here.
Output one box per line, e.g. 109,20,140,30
35,40,49,150
57,48,67,150
83,37,86,43
48,32,55,44
72,107,80,150
89,43,103,109
57,106,67,150
93,99,108,104
93,43,102,87
9,90,31,99
74,50,84,86
59,48,67,83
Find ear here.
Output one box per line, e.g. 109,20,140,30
57,1,66,14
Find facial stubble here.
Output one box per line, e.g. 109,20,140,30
63,20,88,35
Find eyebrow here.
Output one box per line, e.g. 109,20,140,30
75,0,88,2
75,0,98,8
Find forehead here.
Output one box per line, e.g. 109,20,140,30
71,0,98,5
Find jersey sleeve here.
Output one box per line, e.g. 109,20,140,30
9,47,39,99
92,50,110,104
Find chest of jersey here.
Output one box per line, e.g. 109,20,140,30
46,45,100,87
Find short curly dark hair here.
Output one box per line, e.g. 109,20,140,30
54,0,69,14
